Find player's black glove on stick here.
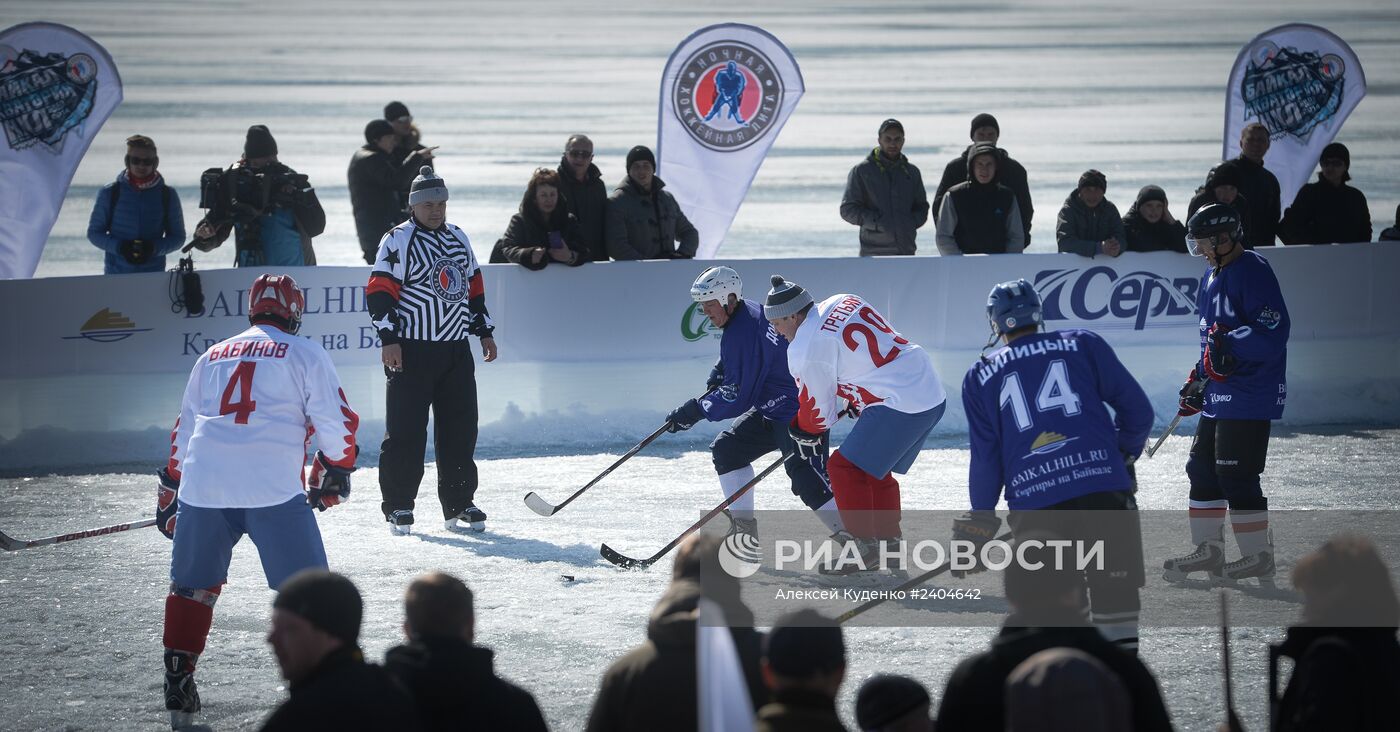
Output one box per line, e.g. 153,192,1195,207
306,450,353,511
666,399,705,433
788,421,825,461
705,360,725,390
950,510,1001,578
1178,367,1207,417
1203,323,1237,382
155,467,180,540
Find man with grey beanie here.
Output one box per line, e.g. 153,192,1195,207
367,166,498,537
766,275,945,575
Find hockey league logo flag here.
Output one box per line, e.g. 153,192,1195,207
1223,24,1365,210
658,24,803,259
0,23,122,279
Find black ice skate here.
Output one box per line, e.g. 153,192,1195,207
727,516,759,544
1162,539,1225,582
818,532,882,577
388,509,414,536
1214,551,1276,587
446,504,487,533
163,650,200,729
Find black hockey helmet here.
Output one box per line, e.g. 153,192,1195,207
1186,203,1243,257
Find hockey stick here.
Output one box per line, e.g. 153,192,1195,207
837,530,1015,624
524,421,674,517
0,517,157,551
600,453,790,569
1145,412,1184,458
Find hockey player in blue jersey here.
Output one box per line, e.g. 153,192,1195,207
1163,203,1289,585
665,267,841,540
703,60,747,125
956,278,1154,651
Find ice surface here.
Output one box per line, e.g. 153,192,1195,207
3,427,1399,730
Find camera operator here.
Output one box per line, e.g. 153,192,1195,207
189,125,326,267
86,134,186,274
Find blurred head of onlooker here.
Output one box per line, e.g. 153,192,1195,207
1273,535,1400,732
86,133,187,274
970,112,999,144
855,674,932,732
1239,121,1271,164
384,572,548,731
755,609,848,731
385,101,416,144
877,118,905,161
563,134,595,181
261,570,424,729
522,167,567,227
1318,142,1351,186
586,533,766,730
267,569,362,684
1122,184,1187,253
1077,169,1107,209
1206,161,1243,206
1004,647,1131,732
626,144,657,191
366,119,397,155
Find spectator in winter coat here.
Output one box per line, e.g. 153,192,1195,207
841,118,930,256
383,102,436,213
935,535,1173,732
1230,122,1282,246
1121,185,1187,253
190,125,326,267
1187,161,1259,248
755,609,848,732
1273,534,1400,732
605,145,698,260
1279,142,1373,245
86,134,186,274
855,674,933,732
384,572,548,732
934,113,1033,246
934,142,1025,255
557,134,610,261
586,533,766,732
260,570,422,731
491,167,586,269
1381,204,1400,241
1056,170,1126,258
348,119,424,264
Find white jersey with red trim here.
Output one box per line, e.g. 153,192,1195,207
787,294,945,433
167,324,359,509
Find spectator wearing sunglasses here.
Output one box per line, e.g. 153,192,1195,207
556,135,610,262
86,134,186,274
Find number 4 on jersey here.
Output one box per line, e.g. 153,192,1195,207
998,359,1082,432
219,361,258,424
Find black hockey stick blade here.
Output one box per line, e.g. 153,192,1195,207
524,422,674,517
599,453,790,570
838,530,1015,624
0,518,157,551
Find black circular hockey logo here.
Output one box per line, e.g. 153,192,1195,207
672,41,784,152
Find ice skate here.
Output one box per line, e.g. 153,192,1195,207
163,651,200,729
727,516,759,544
1213,550,1276,588
1162,539,1225,582
818,532,882,578
445,504,487,533
388,509,414,536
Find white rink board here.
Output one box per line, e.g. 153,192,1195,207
2,245,1397,455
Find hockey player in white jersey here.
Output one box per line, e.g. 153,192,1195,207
156,273,359,727
765,276,946,571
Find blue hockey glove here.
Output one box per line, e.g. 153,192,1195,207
950,511,1001,578
156,467,180,540
666,399,706,433
1202,324,1237,382
306,451,352,511
705,360,725,390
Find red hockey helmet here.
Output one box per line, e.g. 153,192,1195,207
248,273,305,333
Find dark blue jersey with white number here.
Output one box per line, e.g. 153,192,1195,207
1196,250,1289,420
698,299,798,422
962,329,1154,510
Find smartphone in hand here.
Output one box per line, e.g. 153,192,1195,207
548,231,564,249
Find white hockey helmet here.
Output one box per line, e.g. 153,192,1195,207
690,266,742,306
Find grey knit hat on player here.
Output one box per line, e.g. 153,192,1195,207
764,275,813,320
409,166,448,206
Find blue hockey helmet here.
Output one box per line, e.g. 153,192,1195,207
987,278,1042,335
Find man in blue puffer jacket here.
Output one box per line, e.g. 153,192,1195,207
86,135,186,274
